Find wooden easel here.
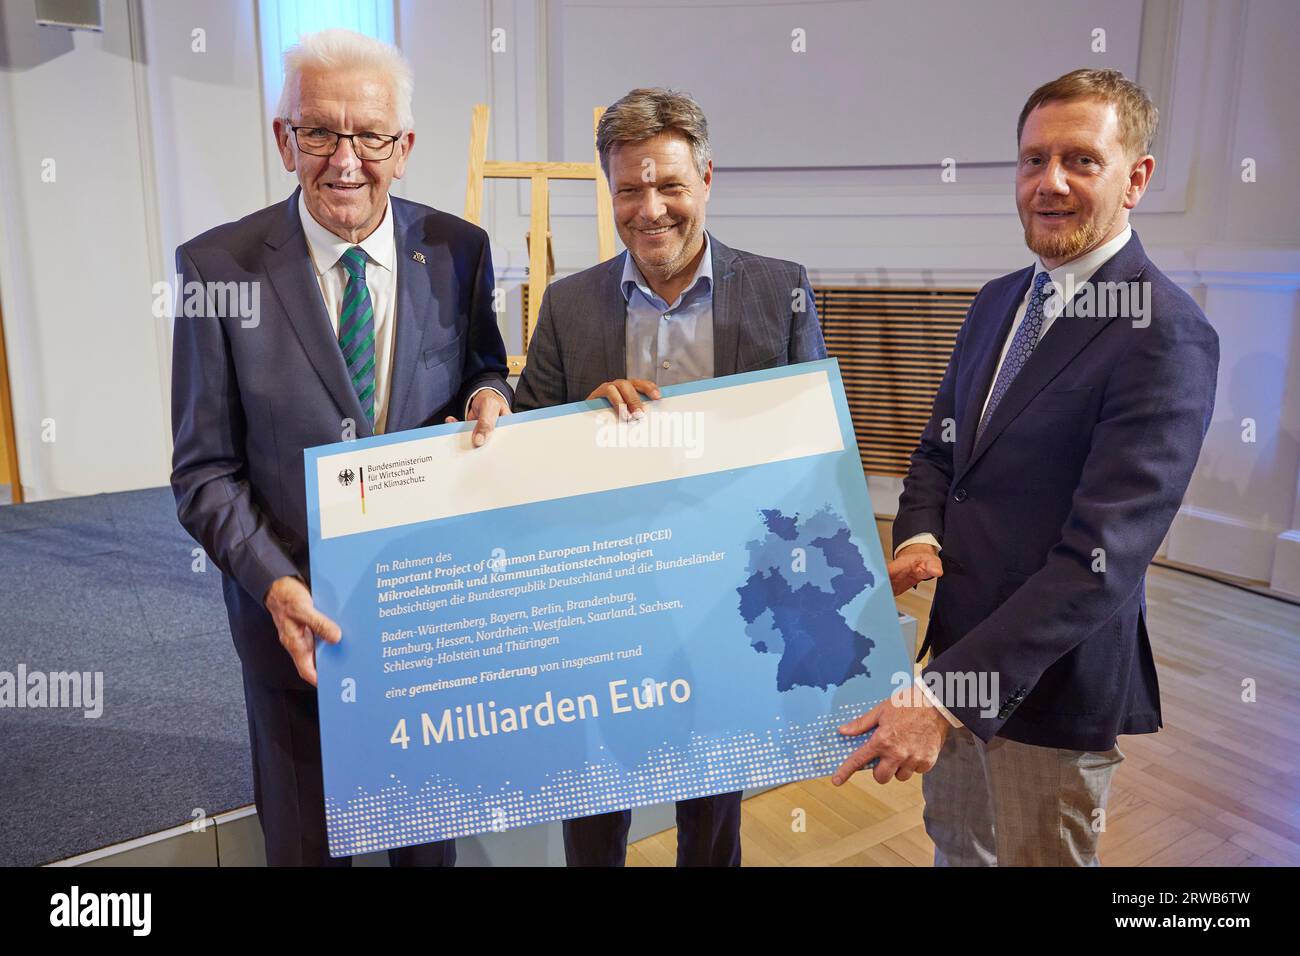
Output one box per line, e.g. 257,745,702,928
463,105,617,375
0,297,21,503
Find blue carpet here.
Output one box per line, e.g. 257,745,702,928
0,487,251,866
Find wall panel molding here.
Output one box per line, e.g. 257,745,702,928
127,0,175,467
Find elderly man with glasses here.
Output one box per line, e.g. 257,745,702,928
170,28,511,866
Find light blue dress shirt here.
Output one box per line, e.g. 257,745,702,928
621,233,715,386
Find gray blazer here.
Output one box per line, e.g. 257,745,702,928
514,234,826,410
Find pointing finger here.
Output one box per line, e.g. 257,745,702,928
831,736,882,786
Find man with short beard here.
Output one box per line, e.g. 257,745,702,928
515,87,826,866
832,70,1219,866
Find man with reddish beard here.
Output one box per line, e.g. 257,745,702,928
832,70,1218,865
170,29,511,865
515,88,826,866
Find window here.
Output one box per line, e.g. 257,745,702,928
258,0,396,122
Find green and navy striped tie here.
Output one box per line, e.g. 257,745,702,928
338,246,376,425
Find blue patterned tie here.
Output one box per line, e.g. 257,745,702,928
975,270,1054,444
338,246,376,425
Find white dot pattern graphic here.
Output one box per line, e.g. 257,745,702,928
324,698,883,856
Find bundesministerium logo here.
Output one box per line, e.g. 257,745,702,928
338,467,356,487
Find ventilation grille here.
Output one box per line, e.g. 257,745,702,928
816,286,976,477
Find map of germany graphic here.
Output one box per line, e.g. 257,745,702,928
737,506,876,691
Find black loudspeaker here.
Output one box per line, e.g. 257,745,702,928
35,0,103,32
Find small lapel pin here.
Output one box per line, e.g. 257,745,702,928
411,251,427,264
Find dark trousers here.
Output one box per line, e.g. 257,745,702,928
241,672,456,867
562,791,743,866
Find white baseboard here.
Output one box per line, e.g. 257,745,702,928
1270,529,1300,599
1163,504,1278,584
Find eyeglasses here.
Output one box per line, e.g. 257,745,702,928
287,124,403,161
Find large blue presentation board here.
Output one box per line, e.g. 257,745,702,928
305,359,909,857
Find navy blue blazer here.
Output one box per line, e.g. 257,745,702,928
895,232,1218,751
171,189,510,687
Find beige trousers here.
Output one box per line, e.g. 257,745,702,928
921,726,1124,866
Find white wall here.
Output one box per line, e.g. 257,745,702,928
139,0,268,290
0,0,172,497
0,0,1297,595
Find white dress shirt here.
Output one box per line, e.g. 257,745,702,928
298,193,505,433
299,191,399,434
895,225,1133,726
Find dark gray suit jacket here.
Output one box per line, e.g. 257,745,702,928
171,188,510,686
514,235,826,410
